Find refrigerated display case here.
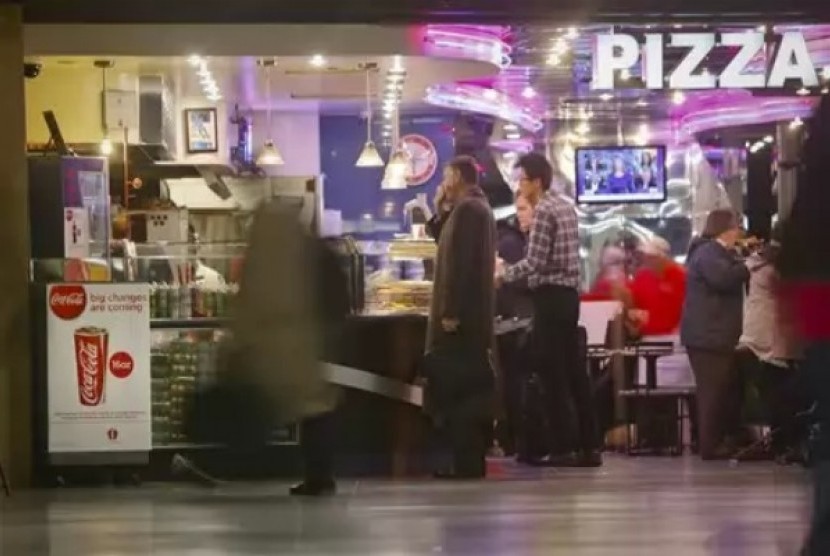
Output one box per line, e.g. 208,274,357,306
363,237,436,315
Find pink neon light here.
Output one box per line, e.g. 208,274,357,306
425,83,543,131
422,25,512,68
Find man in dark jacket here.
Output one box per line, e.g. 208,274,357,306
425,155,497,479
681,208,749,460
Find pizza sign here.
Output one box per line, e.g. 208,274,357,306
401,134,439,187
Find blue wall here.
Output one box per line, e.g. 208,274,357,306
320,114,455,237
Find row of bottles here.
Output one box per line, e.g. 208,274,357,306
150,282,239,320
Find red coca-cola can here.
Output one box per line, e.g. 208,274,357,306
74,327,109,406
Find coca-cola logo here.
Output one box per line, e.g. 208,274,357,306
109,352,134,379
50,285,87,320
107,428,118,441
78,340,101,405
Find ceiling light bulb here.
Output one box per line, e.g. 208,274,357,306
637,98,648,107
521,86,537,99
789,117,804,130
197,62,210,77
504,123,518,132
100,137,113,156
566,27,579,39
392,55,405,72
599,93,613,102
483,89,499,100
552,39,569,55
620,68,631,80
823,87,830,95
310,54,327,68
188,55,202,67
797,87,811,96
576,122,590,135
763,135,774,144
672,91,686,105
546,54,562,67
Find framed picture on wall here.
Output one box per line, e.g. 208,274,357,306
184,108,218,153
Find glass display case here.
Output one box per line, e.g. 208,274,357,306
362,237,437,315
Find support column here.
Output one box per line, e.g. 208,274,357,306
746,141,774,241
0,5,32,487
776,121,802,221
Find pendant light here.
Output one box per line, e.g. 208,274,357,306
94,60,114,156
381,105,409,190
256,58,285,167
355,64,384,167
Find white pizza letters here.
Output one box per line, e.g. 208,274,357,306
593,31,818,90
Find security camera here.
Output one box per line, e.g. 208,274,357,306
24,63,42,79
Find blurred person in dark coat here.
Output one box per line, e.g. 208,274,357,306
680,208,749,460
424,155,498,479
777,95,830,556
178,201,348,496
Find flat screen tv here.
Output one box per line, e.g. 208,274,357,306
575,145,667,205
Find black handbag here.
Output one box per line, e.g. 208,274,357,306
421,337,495,418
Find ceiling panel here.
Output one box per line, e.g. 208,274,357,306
35,55,500,113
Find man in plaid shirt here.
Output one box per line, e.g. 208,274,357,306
498,153,601,467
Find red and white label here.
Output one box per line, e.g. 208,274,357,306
109,352,134,379
50,285,87,320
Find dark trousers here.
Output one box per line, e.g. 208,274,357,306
495,330,527,454
530,285,599,455
300,412,335,483
736,349,805,454
804,342,830,555
687,348,742,459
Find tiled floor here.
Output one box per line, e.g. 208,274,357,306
0,457,811,555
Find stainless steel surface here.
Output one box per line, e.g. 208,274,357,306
0,457,808,555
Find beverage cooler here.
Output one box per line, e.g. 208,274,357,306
29,242,302,485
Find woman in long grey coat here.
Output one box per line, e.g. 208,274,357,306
680,208,750,460
425,156,497,479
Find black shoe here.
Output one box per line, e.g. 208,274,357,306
580,450,604,467
289,479,336,497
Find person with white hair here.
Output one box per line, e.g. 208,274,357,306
625,236,686,337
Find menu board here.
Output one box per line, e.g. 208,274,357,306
46,283,151,454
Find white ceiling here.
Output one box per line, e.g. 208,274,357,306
36,55,499,113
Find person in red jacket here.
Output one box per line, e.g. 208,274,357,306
626,236,686,337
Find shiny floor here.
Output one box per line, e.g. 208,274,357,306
0,457,811,555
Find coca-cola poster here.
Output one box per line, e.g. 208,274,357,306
47,283,151,454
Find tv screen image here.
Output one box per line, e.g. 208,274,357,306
575,146,667,205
